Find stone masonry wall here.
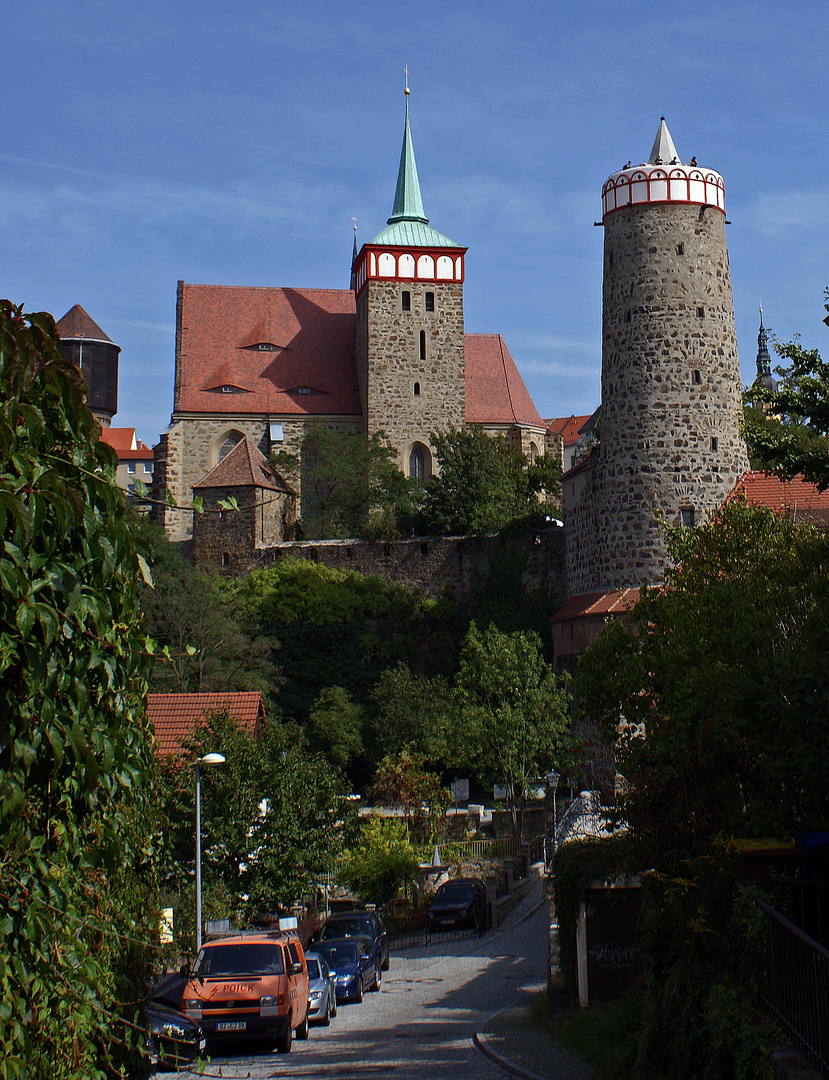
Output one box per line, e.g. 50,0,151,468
192,485,296,573
358,279,465,476
210,524,567,606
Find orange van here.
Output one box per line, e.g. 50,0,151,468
182,931,310,1053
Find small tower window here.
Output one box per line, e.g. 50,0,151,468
221,552,231,567
692,370,702,385
649,246,657,254
697,306,705,318
413,382,421,396
425,292,435,312
409,447,425,479
401,291,411,312
711,436,719,452
676,243,685,256
680,508,695,528
624,310,632,323
419,330,426,360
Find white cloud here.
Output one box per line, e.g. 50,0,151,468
744,187,829,237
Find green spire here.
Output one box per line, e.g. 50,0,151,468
387,99,428,226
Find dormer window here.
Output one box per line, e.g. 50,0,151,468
258,343,273,351
222,385,235,394
298,387,311,395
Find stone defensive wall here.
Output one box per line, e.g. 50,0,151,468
245,524,568,605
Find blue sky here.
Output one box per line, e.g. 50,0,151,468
3,0,827,447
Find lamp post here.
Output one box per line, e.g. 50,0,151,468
195,752,225,952
545,770,560,866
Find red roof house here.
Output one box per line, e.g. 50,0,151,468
728,471,829,527
148,691,266,759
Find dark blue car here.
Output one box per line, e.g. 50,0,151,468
312,938,380,1003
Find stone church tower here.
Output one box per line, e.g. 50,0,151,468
352,89,467,480
564,118,749,593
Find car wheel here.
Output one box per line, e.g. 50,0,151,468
321,996,331,1027
331,993,337,1019
381,952,390,971
276,1026,292,1054
296,1009,309,1040
369,967,380,992
354,977,363,1003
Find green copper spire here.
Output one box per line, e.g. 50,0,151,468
388,98,428,225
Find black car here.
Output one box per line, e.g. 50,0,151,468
317,909,390,971
147,1002,204,1068
427,878,488,932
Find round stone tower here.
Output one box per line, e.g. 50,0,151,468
589,118,749,588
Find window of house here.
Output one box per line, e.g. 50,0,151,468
222,386,234,393
298,387,311,395
413,382,421,396
127,463,135,474
624,310,632,323
697,306,705,318
409,447,425,479
258,343,274,351
401,291,411,312
143,463,153,473
221,552,231,567
419,331,426,360
676,243,685,255
681,508,695,528
425,292,434,312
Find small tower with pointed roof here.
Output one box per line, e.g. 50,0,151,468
353,86,467,479
564,118,749,594
754,305,778,395
55,304,120,426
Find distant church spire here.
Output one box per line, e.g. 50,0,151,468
755,303,778,393
387,76,429,226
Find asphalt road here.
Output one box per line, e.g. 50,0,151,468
158,881,547,1080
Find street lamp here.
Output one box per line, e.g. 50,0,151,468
195,752,225,952
545,770,560,866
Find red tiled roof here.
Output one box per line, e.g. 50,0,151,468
148,691,265,759
728,471,829,521
176,284,361,418
101,427,153,460
55,304,114,343
551,588,640,622
193,436,294,493
465,334,545,428
546,415,592,446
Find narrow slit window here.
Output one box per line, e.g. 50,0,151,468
692,370,702,385
624,310,632,323
425,292,434,312
711,436,719,452
419,330,426,360
697,306,705,318
676,243,685,255
413,382,421,396
401,291,411,312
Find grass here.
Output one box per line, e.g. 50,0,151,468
526,990,640,1080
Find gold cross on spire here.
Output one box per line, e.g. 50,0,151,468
404,65,410,96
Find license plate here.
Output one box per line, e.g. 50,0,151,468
216,1021,246,1031
440,919,454,925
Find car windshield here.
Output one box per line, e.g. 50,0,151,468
436,883,475,901
193,942,285,977
321,918,371,938
306,958,320,979
315,942,357,965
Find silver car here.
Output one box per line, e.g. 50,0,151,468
305,951,338,1025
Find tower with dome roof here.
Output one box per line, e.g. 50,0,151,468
563,118,749,595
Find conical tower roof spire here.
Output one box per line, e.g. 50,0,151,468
649,117,681,164
387,97,428,226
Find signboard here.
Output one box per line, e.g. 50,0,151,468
451,778,469,802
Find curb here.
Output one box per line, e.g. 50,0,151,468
474,1019,551,1080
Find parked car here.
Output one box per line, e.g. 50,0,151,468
317,909,390,970
427,877,488,932
305,951,338,1026
146,1002,204,1068
312,938,380,1003
182,931,310,1054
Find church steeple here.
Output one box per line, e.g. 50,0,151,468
388,97,428,226
755,304,778,393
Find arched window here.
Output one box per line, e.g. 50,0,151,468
413,382,421,396
218,432,243,462
409,447,425,480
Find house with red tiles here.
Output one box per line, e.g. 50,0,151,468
728,470,829,528
546,413,597,471
148,691,265,761
100,426,154,496
153,95,558,543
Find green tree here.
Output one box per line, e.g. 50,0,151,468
137,518,278,702
744,288,829,490
417,425,561,535
159,711,353,940
367,663,452,768
273,421,415,539
453,622,573,838
307,685,365,769
0,303,158,1078
339,817,422,906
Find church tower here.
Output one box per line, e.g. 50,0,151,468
565,119,749,593
353,87,467,479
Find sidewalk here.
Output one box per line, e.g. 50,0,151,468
473,867,596,1080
